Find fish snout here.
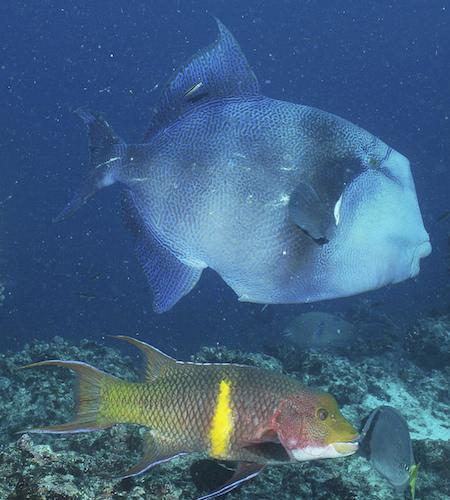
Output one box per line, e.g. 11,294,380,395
331,437,359,457
410,238,432,278
290,436,359,461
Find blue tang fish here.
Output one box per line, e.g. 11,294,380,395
59,20,431,312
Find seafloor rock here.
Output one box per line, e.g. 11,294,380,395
0,317,448,499
404,315,450,370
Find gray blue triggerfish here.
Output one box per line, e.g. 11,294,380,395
59,20,431,312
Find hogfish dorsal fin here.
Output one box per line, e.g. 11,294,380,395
112,335,176,381
144,18,260,140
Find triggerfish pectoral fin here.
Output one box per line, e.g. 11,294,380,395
289,181,335,244
118,431,187,479
197,462,265,500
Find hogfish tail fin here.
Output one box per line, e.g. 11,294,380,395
54,109,127,222
18,360,121,433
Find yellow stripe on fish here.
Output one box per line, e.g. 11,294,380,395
209,379,233,458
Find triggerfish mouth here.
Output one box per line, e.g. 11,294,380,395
57,19,431,312
20,336,359,499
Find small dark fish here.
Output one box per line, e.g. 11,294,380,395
184,81,204,100
254,304,275,325
90,272,103,281
358,406,416,495
436,210,450,223
369,300,385,309
79,292,96,301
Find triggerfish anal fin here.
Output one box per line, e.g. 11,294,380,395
197,462,265,500
144,18,260,141
111,335,176,382
18,360,117,434
122,190,204,313
118,431,187,479
137,236,203,313
54,109,125,222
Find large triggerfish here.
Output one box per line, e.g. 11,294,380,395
59,20,431,312
21,336,359,498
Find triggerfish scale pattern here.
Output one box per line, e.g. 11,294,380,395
21,336,359,498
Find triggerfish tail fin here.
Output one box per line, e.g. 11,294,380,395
18,360,118,433
54,108,126,222
197,462,265,500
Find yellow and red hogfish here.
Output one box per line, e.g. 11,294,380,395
22,336,359,498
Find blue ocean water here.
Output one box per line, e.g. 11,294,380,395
0,0,449,360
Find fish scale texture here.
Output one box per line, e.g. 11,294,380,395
100,362,307,462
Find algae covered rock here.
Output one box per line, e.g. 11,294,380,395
192,344,283,372
404,315,450,370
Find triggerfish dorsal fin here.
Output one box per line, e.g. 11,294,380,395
111,335,176,381
118,431,186,478
144,18,260,140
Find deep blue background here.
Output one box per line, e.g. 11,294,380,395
1,0,449,356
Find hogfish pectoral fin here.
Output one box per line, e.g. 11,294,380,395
118,431,187,479
289,181,335,245
197,462,265,500
122,190,204,313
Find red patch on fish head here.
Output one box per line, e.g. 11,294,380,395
271,394,327,455
271,391,358,460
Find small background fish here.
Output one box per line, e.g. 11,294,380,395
282,311,355,350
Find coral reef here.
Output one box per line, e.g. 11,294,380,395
0,316,448,499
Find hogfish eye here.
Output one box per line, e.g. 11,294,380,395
317,408,328,421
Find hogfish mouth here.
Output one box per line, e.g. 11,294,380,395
291,439,358,461
331,440,359,456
